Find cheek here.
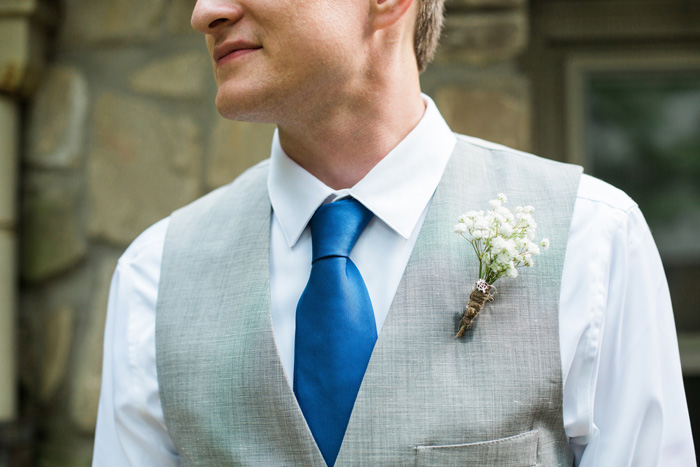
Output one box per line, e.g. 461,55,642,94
287,22,359,70
274,3,363,54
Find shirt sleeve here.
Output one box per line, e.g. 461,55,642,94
573,204,695,466
92,219,180,466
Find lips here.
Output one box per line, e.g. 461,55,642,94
213,40,262,64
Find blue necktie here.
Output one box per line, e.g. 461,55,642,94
293,197,377,466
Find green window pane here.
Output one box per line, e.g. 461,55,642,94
584,72,700,331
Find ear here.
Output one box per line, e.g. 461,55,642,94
370,0,416,31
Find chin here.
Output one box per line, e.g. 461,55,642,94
214,87,280,124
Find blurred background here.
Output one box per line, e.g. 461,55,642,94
0,0,698,464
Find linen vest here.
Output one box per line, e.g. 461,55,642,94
156,135,582,466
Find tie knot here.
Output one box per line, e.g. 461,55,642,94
310,198,373,263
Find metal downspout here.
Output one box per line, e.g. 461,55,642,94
0,94,17,424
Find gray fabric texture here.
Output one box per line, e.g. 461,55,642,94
156,136,582,466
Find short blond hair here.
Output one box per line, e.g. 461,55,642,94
414,0,446,72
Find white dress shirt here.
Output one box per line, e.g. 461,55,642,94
93,96,695,466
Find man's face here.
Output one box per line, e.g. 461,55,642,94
192,0,370,124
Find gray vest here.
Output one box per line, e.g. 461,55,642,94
156,136,582,466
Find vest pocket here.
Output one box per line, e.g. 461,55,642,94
415,429,538,467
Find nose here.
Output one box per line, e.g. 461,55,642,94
191,0,244,34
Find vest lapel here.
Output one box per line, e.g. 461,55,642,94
225,171,326,466
157,162,325,466
335,139,479,464
335,139,579,465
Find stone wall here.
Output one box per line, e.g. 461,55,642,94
15,0,530,465
423,0,530,152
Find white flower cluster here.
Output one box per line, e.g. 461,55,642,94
454,193,549,285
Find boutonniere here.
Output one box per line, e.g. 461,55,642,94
453,194,549,337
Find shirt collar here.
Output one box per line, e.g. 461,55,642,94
268,94,456,247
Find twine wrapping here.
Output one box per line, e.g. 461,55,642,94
455,285,494,338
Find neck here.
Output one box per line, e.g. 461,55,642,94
277,71,425,190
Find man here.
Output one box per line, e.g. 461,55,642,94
93,0,695,464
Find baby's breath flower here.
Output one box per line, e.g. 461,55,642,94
475,219,490,231
492,237,506,251
500,223,514,237
494,252,509,266
454,194,550,285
